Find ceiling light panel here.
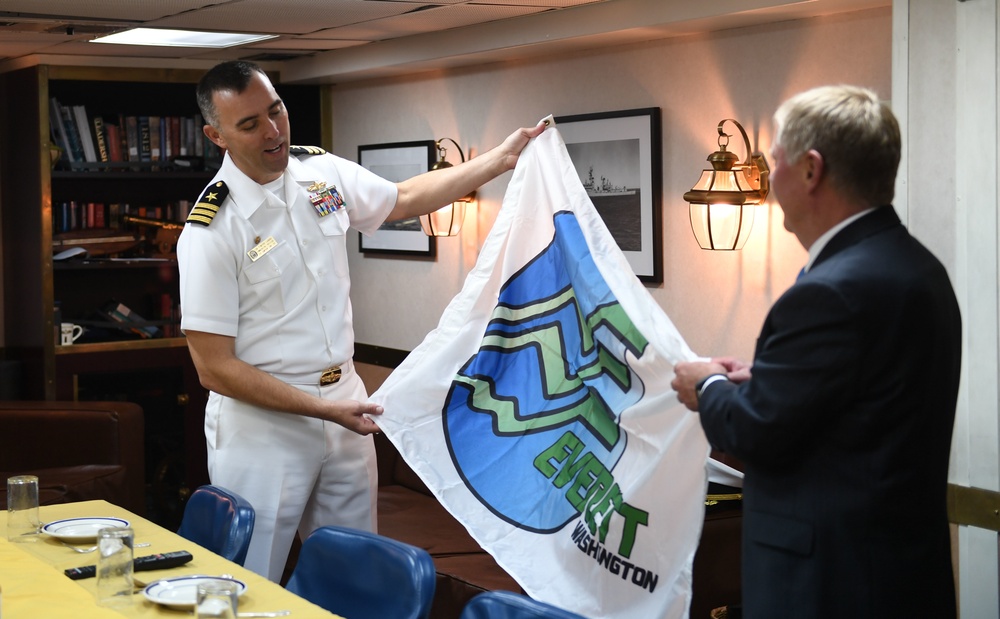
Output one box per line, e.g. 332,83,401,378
91,28,276,48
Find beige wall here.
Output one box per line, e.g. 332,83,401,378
330,8,892,361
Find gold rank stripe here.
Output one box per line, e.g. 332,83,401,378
187,204,220,225
290,145,327,156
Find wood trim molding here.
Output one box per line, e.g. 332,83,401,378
948,483,1000,531
353,343,409,369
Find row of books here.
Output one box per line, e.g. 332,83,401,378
49,98,224,171
53,201,193,234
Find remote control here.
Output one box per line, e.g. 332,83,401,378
64,550,194,580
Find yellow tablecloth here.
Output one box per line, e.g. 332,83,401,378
0,500,343,618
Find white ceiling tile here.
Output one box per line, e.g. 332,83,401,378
317,3,547,42
0,0,229,21
148,0,420,35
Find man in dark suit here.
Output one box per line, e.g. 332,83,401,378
672,85,961,618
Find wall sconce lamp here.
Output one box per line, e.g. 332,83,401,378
420,138,477,237
683,119,770,250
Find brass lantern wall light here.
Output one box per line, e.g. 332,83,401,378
683,119,769,250
421,138,477,237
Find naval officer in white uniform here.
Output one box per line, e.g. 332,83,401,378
177,60,545,581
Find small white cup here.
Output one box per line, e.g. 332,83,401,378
60,322,83,346
96,526,134,609
6,475,40,542
195,580,240,619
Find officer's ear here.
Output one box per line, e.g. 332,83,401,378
203,123,226,150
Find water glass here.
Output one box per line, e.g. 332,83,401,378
96,526,134,609
195,580,240,619
6,475,40,542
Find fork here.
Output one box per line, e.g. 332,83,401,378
62,541,150,553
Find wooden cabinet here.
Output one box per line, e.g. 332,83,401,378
0,64,324,525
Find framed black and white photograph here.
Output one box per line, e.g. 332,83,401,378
554,108,662,284
357,140,437,257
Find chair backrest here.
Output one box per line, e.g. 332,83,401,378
459,591,588,619
286,525,436,619
176,484,255,566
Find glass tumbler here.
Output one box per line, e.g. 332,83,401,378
6,475,40,542
96,526,135,609
195,580,240,619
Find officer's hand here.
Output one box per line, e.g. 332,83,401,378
499,120,548,171
328,400,383,435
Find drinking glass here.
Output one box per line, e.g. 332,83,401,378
195,580,240,619
6,475,40,542
96,525,134,609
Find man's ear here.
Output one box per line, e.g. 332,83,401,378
203,124,226,150
804,149,824,191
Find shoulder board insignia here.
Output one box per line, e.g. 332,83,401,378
290,145,327,157
187,181,229,226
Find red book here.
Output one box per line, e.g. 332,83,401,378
106,123,123,162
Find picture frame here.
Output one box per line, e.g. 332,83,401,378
357,140,437,257
554,108,663,284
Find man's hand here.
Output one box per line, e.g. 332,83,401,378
324,400,383,435
498,120,548,171
672,361,728,412
713,356,752,383
389,119,548,222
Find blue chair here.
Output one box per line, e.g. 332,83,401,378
460,591,588,619
286,525,436,619
176,484,255,566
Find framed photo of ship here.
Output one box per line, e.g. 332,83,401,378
554,108,662,284
357,140,437,257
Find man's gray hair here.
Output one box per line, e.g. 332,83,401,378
773,85,901,206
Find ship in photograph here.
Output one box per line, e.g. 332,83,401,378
583,166,635,197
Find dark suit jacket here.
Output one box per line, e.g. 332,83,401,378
699,206,961,619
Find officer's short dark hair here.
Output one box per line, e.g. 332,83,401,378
196,60,267,128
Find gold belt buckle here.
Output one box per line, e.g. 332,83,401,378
320,365,342,386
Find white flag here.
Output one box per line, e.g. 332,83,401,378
371,124,710,619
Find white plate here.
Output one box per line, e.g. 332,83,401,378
41,517,131,541
143,575,248,608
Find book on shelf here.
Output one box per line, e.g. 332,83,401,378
163,116,173,160
72,105,98,163
92,116,110,163
117,113,129,164
48,98,74,163
149,116,161,167
125,115,140,165
105,122,123,162
169,116,181,159
58,103,86,163
101,300,161,339
139,116,152,163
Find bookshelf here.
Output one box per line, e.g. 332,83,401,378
0,64,324,525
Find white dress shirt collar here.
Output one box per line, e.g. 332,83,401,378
803,207,876,273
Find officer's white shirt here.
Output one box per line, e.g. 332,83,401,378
177,150,397,382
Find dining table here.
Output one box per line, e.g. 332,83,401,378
0,500,344,618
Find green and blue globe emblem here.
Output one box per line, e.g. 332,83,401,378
443,211,649,532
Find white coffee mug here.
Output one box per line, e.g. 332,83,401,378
60,322,83,345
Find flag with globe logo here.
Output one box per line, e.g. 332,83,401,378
371,123,710,619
